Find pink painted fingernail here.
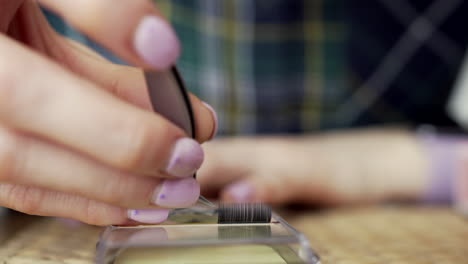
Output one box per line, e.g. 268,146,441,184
225,181,255,202
165,138,204,178
202,101,218,140
134,16,180,69
153,178,200,207
127,209,170,224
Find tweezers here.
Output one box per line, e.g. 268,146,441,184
144,67,216,208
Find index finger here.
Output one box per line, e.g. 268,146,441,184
38,0,180,70
56,37,217,143
0,34,199,178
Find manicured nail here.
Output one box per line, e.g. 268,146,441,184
202,101,218,140
153,178,200,207
134,16,180,69
127,209,170,224
165,138,204,178
225,181,255,202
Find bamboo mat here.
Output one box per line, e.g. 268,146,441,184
287,206,468,263
1,206,467,263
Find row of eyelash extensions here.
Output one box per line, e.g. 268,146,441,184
96,202,321,264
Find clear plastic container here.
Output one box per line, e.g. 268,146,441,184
96,206,320,264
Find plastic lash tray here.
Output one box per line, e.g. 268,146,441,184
96,206,320,264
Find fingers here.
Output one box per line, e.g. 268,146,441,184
0,183,174,225
198,139,255,196
55,37,218,143
56,37,153,110
0,126,200,209
0,183,128,226
39,0,180,70
199,138,319,205
0,34,206,178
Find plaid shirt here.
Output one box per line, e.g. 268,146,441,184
153,0,468,136
45,0,468,135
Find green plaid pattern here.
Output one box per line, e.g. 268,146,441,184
155,0,347,135
154,0,467,135
46,0,468,135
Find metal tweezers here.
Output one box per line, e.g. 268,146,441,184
144,67,216,208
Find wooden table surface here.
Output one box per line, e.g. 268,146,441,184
1,205,467,263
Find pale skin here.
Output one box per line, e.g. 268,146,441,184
199,128,431,206
0,0,216,225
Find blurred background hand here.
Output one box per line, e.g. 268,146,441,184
199,128,430,206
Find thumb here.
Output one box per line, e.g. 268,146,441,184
40,0,179,70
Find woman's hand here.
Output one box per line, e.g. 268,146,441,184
199,129,429,206
0,0,216,225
